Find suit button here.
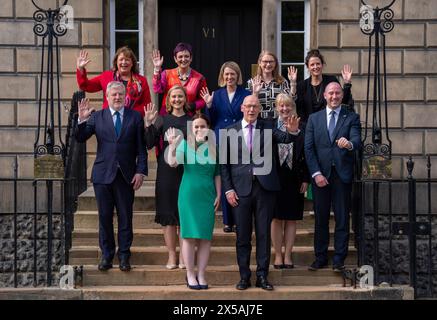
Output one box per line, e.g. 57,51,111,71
225,119,228,122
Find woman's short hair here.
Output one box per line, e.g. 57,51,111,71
275,93,297,115
173,42,193,57
165,85,190,114
112,46,139,74
256,50,285,84
304,49,326,67
218,61,243,87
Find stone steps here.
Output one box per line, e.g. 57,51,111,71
77,185,315,212
73,210,325,230
77,285,413,300
0,285,414,300
71,227,354,247
69,246,357,266
80,265,345,287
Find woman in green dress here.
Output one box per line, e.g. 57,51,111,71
166,113,221,290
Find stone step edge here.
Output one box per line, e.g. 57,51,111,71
0,285,414,300
70,246,357,253
72,228,348,236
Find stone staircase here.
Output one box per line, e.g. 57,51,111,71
67,173,412,300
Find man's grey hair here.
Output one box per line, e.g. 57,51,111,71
106,81,126,96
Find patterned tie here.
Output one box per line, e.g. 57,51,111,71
247,123,253,151
278,120,293,169
114,111,122,137
328,110,336,142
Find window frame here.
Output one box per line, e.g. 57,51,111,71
109,0,144,75
277,0,311,79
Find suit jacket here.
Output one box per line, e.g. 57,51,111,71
296,74,353,122
75,108,147,184
304,106,361,184
220,119,300,197
206,85,251,143
274,119,310,183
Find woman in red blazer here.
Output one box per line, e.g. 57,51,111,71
76,46,151,117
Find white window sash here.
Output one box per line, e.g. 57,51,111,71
109,0,144,75
277,0,311,79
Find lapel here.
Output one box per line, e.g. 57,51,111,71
219,88,234,117
318,109,331,144
331,107,347,145
103,108,117,141
119,108,130,140
253,120,262,153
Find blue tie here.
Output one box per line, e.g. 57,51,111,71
114,111,122,137
328,110,336,142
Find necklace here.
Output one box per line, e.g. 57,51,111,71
312,84,322,103
178,68,191,81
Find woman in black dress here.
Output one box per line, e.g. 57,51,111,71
144,85,191,269
271,93,310,269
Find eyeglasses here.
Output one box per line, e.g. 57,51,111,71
243,104,260,109
261,60,275,65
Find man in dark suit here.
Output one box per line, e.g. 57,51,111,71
220,95,300,290
76,81,147,272
304,82,361,272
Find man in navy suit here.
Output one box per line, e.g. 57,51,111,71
220,95,300,290
304,82,361,272
76,81,147,272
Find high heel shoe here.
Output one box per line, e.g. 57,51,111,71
185,277,200,290
196,277,208,290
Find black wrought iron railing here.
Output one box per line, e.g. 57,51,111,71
0,92,86,288
63,91,87,265
353,155,436,299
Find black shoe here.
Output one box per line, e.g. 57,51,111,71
308,260,328,271
98,258,113,271
283,264,294,269
332,263,345,272
186,277,201,290
119,257,131,272
223,226,233,233
236,278,251,290
196,277,209,290
273,264,284,269
255,276,274,291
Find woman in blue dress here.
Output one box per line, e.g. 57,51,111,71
200,61,251,233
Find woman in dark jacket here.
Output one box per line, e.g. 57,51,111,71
271,93,310,269
294,49,354,122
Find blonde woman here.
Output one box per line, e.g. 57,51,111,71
271,93,309,269
143,85,191,269
200,61,251,233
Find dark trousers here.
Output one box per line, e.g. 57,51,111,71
232,178,276,280
312,167,351,265
94,169,134,261
221,187,234,226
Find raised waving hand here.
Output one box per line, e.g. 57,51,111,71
76,50,91,71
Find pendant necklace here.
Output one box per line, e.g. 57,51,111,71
178,68,191,81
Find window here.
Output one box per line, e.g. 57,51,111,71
278,0,310,81
110,0,144,75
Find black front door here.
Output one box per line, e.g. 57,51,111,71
158,0,261,91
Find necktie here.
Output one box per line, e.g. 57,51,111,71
114,111,122,137
247,123,253,151
328,110,336,142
